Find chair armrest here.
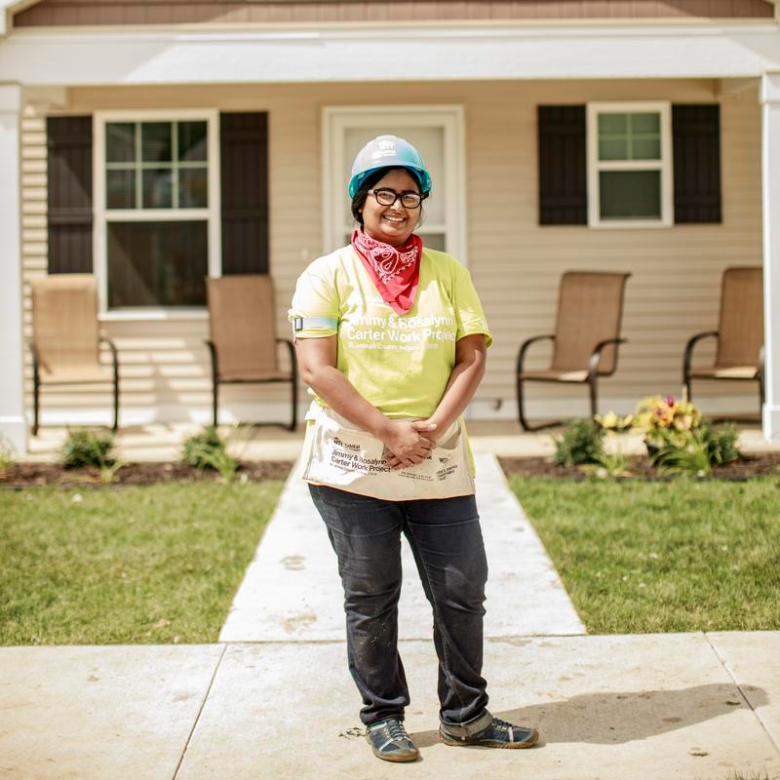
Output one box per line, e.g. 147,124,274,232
517,334,556,376
683,331,719,377
100,338,119,378
588,338,627,378
205,340,219,378
100,338,118,360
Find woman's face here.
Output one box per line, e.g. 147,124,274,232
360,168,421,247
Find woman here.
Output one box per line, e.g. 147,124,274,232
289,135,539,763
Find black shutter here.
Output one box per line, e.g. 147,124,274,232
672,104,722,224
220,112,269,274
538,105,587,226
47,116,93,273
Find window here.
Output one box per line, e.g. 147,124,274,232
94,111,220,316
587,102,673,228
323,106,466,262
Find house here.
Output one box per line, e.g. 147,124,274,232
1,0,779,454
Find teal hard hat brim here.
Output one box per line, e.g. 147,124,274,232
348,166,432,199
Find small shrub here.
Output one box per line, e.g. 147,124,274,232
199,447,239,483
701,421,741,465
651,429,713,476
61,430,115,469
182,426,237,481
553,419,604,467
591,450,633,479
650,422,742,476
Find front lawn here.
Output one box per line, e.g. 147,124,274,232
509,477,780,634
0,482,284,646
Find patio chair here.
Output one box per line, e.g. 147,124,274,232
30,274,119,436
683,266,764,415
206,275,297,431
516,271,631,431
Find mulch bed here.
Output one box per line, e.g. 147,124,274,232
2,453,779,487
499,452,780,481
0,460,292,488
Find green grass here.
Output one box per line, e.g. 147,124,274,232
509,477,780,634
0,482,284,646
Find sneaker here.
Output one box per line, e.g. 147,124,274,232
365,718,420,762
439,712,539,749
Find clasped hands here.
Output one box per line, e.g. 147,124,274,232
379,418,440,471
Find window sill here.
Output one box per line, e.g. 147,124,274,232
588,220,673,229
99,308,209,322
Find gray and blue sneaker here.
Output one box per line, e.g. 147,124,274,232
439,710,539,749
365,718,420,762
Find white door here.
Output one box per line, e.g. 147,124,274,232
323,106,466,262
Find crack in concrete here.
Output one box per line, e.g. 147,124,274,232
171,644,228,780
704,631,780,759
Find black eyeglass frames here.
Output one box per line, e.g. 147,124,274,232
369,188,427,209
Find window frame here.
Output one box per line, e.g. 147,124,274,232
322,105,467,264
586,101,673,229
93,109,221,320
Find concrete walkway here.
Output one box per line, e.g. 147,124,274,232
220,453,585,641
1,634,779,779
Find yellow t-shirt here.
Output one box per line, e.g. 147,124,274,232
288,245,492,418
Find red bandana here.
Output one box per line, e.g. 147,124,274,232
351,229,423,316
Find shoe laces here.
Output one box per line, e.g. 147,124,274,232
490,717,513,732
384,719,409,741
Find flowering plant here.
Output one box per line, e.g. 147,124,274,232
593,411,634,434
633,395,702,450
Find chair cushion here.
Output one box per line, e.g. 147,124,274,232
519,369,589,383
689,366,759,380
218,368,292,382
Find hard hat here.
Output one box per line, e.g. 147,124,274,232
348,135,432,199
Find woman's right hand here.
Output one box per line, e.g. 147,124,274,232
379,420,437,469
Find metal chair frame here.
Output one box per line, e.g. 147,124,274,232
516,335,627,431
205,338,298,432
683,332,765,414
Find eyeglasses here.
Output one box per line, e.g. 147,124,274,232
369,188,426,209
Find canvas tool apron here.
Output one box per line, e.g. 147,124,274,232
299,404,475,501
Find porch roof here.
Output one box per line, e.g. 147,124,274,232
3,19,780,87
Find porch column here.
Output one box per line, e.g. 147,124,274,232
0,83,27,454
761,74,780,440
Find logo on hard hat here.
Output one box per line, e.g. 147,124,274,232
378,140,395,151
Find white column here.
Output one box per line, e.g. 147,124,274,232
761,74,780,440
0,83,27,454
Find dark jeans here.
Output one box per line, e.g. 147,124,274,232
308,484,489,726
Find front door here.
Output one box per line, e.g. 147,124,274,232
323,105,466,263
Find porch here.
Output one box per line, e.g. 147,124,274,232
2,14,780,452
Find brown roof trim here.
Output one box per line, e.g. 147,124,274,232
12,0,777,29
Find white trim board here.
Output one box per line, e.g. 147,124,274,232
3,23,780,85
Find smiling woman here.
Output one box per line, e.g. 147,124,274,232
288,134,539,763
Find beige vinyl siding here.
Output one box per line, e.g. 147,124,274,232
13,0,774,27
25,77,762,424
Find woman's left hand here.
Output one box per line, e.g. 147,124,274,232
385,419,439,470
